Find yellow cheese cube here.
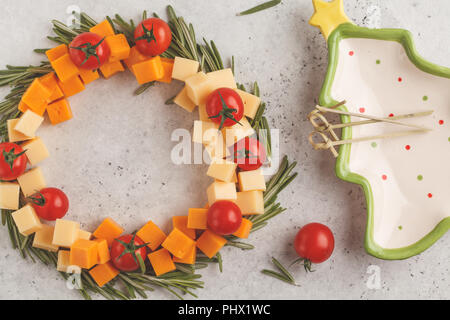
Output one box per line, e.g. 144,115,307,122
174,87,196,112
172,57,199,81
236,191,264,215
192,120,220,145
207,69,237,90
207,159,237,182
57,250,73,273
207,181,237,206
198,103,211,122
21,137,49,166
11,205,43,236
185,72,213,105
7,119,34,143
238,169,266,192
52,219,80,248
33,225,59,252
0,182,20,210
77,229,92,240
204,138,230,160
17,167,46,197
14,110,44,138
236,89,261,119
222,117,256,147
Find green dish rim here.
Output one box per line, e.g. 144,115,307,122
319,23,450,260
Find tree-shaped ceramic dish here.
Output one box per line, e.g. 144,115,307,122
309,0,450,259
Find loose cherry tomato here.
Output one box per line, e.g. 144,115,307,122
134,18,172,56
0,142,27,181
206,88,244,130
294,223,335,271
233,137,267,171
28,188,69,221
110,234,148,272
207,200,243,235
69,32,110,69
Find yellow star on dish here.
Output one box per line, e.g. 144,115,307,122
309,0,353,40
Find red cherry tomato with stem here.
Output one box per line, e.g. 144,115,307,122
110,234,148,272
69,32,110,69
294,223,335,272
0,142,27,181
207,200,243,235
28,188,69,221
233,137,267,171
134,18,172,56
206,88,244,130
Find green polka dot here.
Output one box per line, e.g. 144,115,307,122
376,59,381,64
417,175,423,181
422,95,428,101
371,142,377,148
398,226,403,230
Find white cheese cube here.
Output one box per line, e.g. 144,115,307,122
238,169,266,192
57,250,71,273
193,120,220,145
207,181,237,206
77,229,92,240
33,225,59,252
236,191,264,215
172,57,199,81
52,219,80,248
185,72,214,105
174,87,196,112
205,137,230,160
12,205,43,236
0,182,20,210
207,159,238,183
7,119,34,143
207,69,237,90
17,167,46,197
198,103,211,122
14,110,44,138
236,89,261,119
21,137,50,166
222,117,256,147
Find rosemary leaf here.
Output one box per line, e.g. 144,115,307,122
237,0,282,16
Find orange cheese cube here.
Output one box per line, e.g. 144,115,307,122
94,239,111,264
21,78,52,114
40,72,64,103
162,228,196,259
89,262,120,287
99,60,125,79
173,243,196,265
132,56,164,85
93,217,124,246
148,248,176,276
79,68,100,85
90,20,115,38
58,76,85,97
46,44,69,62
172,216,196,239
123,46,149,73
70,239,99,269
50,54,80,83
47,99,73,125
232,218,252,239
196,230,227,258
18,100,30,114
48,84,64,103
158,58,174,84
187,208,208,230
136,220,167,251
105,34,131,62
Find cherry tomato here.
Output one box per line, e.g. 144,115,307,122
294,223,335,265
207,200,243,235
0,142,27,181
233,137,267,171
69,32,111,69
206,88,244,130
110,234,148,272
134,18,172,56
28,188,69,221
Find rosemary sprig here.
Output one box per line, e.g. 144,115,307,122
261,257,298,286
237,0,282,16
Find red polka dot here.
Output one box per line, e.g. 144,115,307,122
405,145,411,151
388,113,394,117
382,175,387,180
439,120,444,125
398,77,403,82
349,51,354,56
359,107,365,113
428,193,433,198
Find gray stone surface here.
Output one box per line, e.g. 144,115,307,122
0,0,448,300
